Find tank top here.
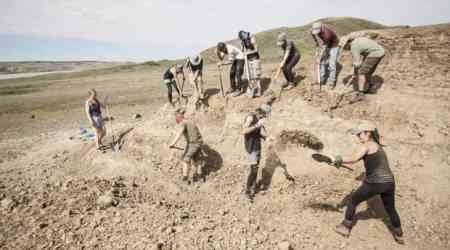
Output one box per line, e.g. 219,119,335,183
244,114,262,153
242,41,260,61
88,101,101,117
163,68,174,80
187,58,203,73
363,147,395,183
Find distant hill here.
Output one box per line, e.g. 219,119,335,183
0,61,134,75
200,17,388,64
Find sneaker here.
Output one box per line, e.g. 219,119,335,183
231,90,241,97
392,227,404,244
284,83,295,90
334,222,351,237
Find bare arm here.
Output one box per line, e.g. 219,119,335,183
169,125,185,147
241,116,264,135
341,145,368,167
85,101,93,125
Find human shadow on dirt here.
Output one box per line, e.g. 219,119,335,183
256,146,295,192
341,74,384,94
306,192,352,212
201,144,223,179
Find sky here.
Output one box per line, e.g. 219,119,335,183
1,0,449,62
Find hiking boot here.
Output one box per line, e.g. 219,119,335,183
392,227,404,244
334,220,352,237
245,190,254,203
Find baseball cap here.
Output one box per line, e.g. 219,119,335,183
311,22,322,35
277,32,287,46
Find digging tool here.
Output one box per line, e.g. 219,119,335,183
105,96,119,152
315,48,322,92
272,66,283,101
312,153,353,171
169,145,185,151
244,50,255,98
217,64,225,97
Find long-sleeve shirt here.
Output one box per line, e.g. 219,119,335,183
312,26,339,48
350,37,385,67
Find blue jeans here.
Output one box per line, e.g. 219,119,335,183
320,47,340,85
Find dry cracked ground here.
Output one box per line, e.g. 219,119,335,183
0,24,449,249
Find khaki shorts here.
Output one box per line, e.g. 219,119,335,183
183,143,202,163
359,57,383,75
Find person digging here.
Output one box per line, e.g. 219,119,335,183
163,65,182,106
238,30,263,98
329,121,404,244
241,104,272,201
185,55,205,99
339,35,385,96
168,108,204,184
216,42,245,97
276,32,301,90
311,22,340,90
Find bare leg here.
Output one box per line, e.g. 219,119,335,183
358,74,368,92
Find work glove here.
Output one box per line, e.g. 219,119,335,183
333,155,343,168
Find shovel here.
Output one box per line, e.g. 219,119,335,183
311,153,353,171
217,65,225,97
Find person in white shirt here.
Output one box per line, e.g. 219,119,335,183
216,42,245,97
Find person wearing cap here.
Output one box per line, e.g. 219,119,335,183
185,55,205,99
330,121,403,244
216,42,245,97
163,65,182,106
277,32,300,90
238,30,263,97
311,22,340,89
240,103,271,201
339,36,385,94
168,108,205,184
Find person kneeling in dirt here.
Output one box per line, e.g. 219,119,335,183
85,89,106,150
239,30,263,97
185,55,205,99
163,65,182,106
216,42,245,97
331,121,404,244
339,36,385,95
241,104,271,201
276,32,301,90
168,108,204,184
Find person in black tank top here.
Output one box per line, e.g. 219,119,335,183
163,65,181,105
240,104,271,201
331,121,404,244
276,32,300,90
85,89,106,150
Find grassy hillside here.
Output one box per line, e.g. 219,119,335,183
201,17,387,64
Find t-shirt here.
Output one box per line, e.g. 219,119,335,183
244,114,262,153
312,26,339,48
226,44,245,61
182,120,203,145
350,37,385,67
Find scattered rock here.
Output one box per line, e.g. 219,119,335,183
97,195,118,209
1,198,16,211
278,241,292,250
30,114,35,119
133,113,142,119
